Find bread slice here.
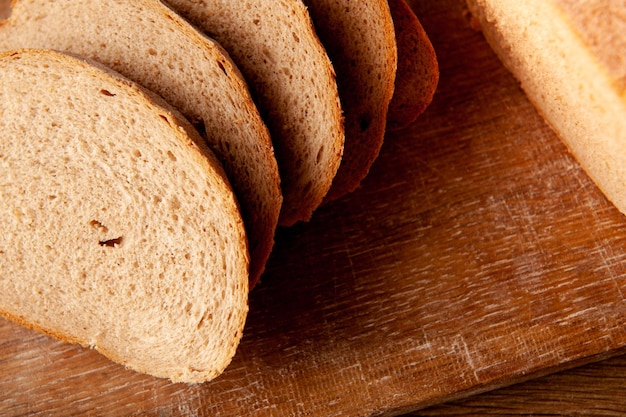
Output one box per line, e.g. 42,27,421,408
302,0,398,202
466,0,626,216
0,0,281,287
0,49,249,383
164,0,345,226
386,0,439,131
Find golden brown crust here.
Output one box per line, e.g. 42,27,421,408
553,0,626,95
386,0,439,131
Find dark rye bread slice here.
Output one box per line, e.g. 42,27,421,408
302,0,398,202
165,0,345,226
387,0,439,131
0,0,281,287
0,49,249,383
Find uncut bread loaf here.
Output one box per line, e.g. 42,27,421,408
0,0,281,287
302,0,398,202
165,0,345,226
386,0,439,131
466,0,626,216
0,49,249,383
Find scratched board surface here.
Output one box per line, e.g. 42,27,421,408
3,0,626,416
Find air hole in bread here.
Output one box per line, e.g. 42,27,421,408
316,145,325,163
99,89,116,97
166,150,177,161
159,114,171,125
217,61,227,76
197,312,212,329
98,236,123,248
147,48,157,56
358,113,372,132
89,219,108,233
261,46,275,64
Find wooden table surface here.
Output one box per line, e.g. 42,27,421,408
413,353,626,415
3,0,626,415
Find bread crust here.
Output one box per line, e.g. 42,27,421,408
386,0,439,131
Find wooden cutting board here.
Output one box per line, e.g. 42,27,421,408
3,0,626,415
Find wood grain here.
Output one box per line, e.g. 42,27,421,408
3,0,626,416
413,353,626,416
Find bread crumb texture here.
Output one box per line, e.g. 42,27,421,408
0,0,280,289
165,0,345,225
0,49,248,383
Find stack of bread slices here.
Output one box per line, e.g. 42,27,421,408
0,0,438,383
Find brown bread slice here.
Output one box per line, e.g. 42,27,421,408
165,0,345,226
386,0,439,131
0,49,249,383
466,0,626,217
0,0,281,287
303,0,398,202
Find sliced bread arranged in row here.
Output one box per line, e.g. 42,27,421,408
0,0,282,287
303,0,398,202
0,49,249,383
166,0,345,226
0,0,441,384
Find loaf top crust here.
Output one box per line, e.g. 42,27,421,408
554,0,626,95
467,0,626,214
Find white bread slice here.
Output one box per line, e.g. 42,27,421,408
466,0,626,216
303,0,398,202
164,0,345,226
0,0,281,287
386,0,439,131
0,49,249,383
